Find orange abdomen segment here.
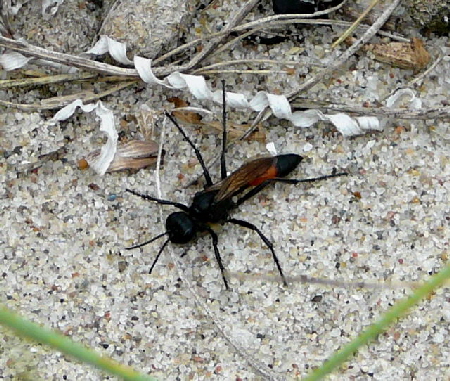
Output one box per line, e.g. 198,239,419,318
248,165,278,186
248,154,303,186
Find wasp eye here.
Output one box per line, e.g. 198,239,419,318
166,212,196,243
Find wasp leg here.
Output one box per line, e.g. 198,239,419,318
204,226,230,290
269,171,348,185
126,189,190,213
125,232,168,250
227,218,288,287
235,171,347,207
165,112,213,187
148,238,171,273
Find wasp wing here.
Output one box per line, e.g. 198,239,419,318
213,157,277,202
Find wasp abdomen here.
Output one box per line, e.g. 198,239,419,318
275,154,303,178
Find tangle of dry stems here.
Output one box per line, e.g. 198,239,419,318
2,0,442,120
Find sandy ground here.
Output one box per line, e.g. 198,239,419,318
1,1,450,380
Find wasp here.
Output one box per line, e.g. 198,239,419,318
126,82,346,290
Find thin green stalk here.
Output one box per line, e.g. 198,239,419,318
0,306,157,381
304,263,450,380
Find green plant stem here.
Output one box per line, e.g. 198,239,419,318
304,263,450,380
0,306,157,381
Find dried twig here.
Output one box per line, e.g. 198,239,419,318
408,53,444,87
0,73,124,89
290,100,450,121
191,58,318,74
0,17,407,83
332,0,381,48
233,272,418,290
194,68,289,75
0,81,136,111
155,18,408,69
183,0,261,71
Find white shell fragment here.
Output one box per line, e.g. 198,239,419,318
0,52,33,71
54,100,118,175
86,36,134,66
385,88,423,109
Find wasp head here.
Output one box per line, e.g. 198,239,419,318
166,212,197,243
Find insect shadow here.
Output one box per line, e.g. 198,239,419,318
126,81,347,290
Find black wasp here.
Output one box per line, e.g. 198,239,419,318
126,82,346,290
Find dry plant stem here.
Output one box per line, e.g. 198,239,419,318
233,273,418,290
200,18,410,68
153,0,349,70
332,0,381,48
379,52,445,103
408,53,444,87
97,0,121,39
208,29,259,60
377,53,443,106
154,0,346,67
0,73,116,89
233,19,408,42
192,58,318,72
290,101,450,121
0,19,407,82
244,0,402,140
158,19,408,68
0,1,258,77
0,36,138,76
287,0,401,102
183,0,261,71
195,69,287,75
205,2,346,64
230,4,347,33
0,81,136,111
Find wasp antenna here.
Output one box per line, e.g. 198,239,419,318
165,112,213,186
149,238,171,274
126,188,190,213
125,232,168,250
220,79,227,180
